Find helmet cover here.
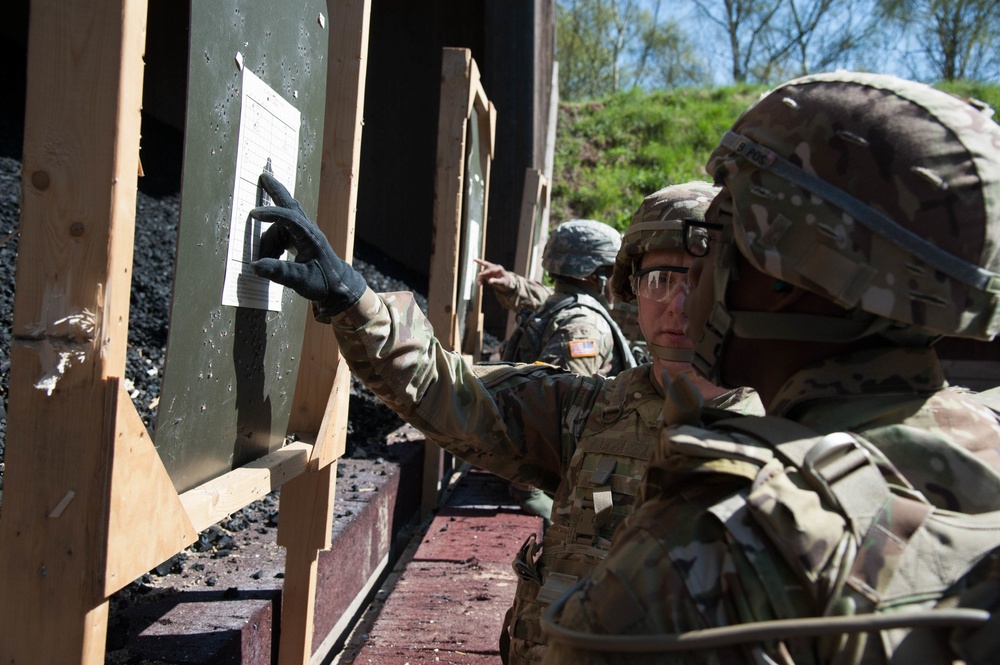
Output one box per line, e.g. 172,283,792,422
542,219,622,279
706,71,1000,341
610,181,720,302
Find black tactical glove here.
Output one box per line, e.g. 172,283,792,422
250,172,367,322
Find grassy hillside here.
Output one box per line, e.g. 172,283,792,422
552,80,1000,233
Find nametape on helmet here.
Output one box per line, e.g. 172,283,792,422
568,339,598,358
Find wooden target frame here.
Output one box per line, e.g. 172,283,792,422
0,1,371,663
507,167,550,337
424,48,496,518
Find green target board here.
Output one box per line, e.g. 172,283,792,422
155,1,329,492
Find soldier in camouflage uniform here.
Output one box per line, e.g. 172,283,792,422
541,71,1000,665
478,220,633,523
248,177,762,664
478,219,633,377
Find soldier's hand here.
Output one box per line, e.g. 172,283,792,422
250,172,367,322
474,258,512,289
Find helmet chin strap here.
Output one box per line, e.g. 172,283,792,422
595,273,611,308
648,343,694,362
691,235,738,386
691,301,731,385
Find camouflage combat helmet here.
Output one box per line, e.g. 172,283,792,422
610,181,720,302
694,71,1000,383
542,219,621,280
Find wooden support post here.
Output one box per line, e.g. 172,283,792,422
276,461,337,664
424,49,495,520
276,0,371,662
0,0,150,662
508,168,549,337
466,97,496,358
425,49,474,520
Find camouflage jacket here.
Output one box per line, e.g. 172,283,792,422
330,288,762,664
498,277,627,377
491,271,553,313
542,345,1000,665
332,288,600,493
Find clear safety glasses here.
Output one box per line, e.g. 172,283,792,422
631,266,689,303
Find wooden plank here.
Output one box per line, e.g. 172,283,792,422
277,1,371,663
427,48,474,353
289,0,370,470
508,168,545,337
423,48,475,519
348,471,542,664
512,169,544,280
103,379,198,597
0,1,148,662
462,96,495,359
276,462,337,664
535,61,560,283
178,441,314,534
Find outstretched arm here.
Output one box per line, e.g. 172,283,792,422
475,258,552,313
248,173,583,491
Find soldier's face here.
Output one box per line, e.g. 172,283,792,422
637,248,696,371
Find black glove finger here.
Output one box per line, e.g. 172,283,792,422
251,256,292,283
251,258,323,298
249,205,314,248
258,172,306,217
257,221,293,260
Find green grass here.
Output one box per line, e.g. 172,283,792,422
552,80,1000,233
552,84,768,231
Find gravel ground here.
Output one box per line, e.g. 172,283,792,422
0,113,496,660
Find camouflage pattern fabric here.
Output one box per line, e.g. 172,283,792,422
705,72,1000,342
504,294,621,377
506,379,760,665
610,182,719,303
541,345,1000,665
543,219,621,280
330,287,762,665
494,274,622,377
491,271,554,314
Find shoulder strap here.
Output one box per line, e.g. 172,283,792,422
503,295,580,361
570,293,638,370
711,416,907,543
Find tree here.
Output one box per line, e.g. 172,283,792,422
557,0,708,100
877,0,1000,81
693,0,781,83
558,0,619,100
628,0,713,89
773,0,874,77
693,0,876,84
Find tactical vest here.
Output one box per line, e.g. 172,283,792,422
502,293,637,374
500,373,758,664
502,366,660,665
543,410,1000,664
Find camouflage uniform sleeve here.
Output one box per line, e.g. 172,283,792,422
330,288,600,491
537,305,616,377
491,272,552,312
540,470,798,665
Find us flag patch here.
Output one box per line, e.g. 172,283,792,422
568,339,598,358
